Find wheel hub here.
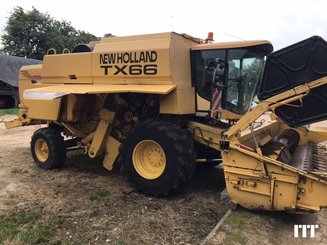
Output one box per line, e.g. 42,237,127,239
132,140,166,179
34,138,49,162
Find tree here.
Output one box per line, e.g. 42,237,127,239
103,33,116,38
1,7,99,60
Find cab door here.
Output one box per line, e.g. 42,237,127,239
191,49,226,116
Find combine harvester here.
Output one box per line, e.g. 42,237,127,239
6,32,327,212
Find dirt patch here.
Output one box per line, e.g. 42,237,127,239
207,207,327,245
0,117,229,244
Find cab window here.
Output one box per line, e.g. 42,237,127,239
225,48,265,114
192,50,226,100
192,46,266,115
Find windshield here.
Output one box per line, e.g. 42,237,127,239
192,45,266,115
226,48,265,114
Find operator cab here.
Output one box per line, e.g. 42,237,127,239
191,40,273,120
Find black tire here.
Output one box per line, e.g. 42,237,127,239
31,127,66,169
120,120,196,196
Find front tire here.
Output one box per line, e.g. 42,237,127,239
31,127,66,169
120,120,196,196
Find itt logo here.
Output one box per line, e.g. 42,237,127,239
294,225,319,238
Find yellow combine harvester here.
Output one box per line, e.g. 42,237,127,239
6,32,327,212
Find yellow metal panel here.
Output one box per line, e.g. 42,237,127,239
223,149,267,172
92,32,197,88
169,33,197,87
291,126,327,145
23,84,176,97
240,119,281,148
98,32,175,44
271,173,298,184
272,181,297,210
19,65,44,108
297,180,327,211
88,110,115,158
196,94,210,111
89,119,110,158
225,172,272,210
25,98,61,121
92,32,173,85
21,32,199,115
160,87,195,114
192,40,272,50
103,136,121,171
92,48,172,84
187,121,225,151
42,53,92,84
220,109,243,120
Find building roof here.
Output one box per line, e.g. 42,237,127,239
0,55,42,87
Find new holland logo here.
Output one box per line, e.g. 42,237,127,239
99,51,158,76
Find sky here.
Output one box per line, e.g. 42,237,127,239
0,0,327,51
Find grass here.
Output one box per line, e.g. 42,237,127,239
3,193,16,205
228,211,251,230
89,190,108,202
223,211,253,245
0,108,18,116
10,168,26,175
70,234,90,245
0,210,62,244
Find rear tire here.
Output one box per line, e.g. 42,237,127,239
120,120,196,196
31,127,66,169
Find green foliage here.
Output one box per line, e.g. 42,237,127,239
103,33,116,38
0,210,61,244
1,7,99,60
1,7,50,59
0,108,18,115
18,218,60,244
